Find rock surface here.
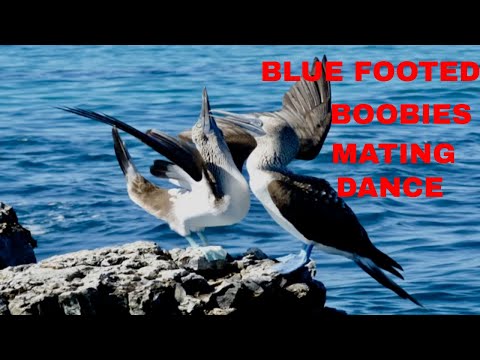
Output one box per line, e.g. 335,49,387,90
0,241,345,316
0,202,37,270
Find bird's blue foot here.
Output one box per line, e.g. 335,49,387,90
185,235,227,262
184,235,227,261
271,244,314,274
200,246,228,262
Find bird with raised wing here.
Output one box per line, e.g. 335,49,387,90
221,98,422,307
59,88,255,260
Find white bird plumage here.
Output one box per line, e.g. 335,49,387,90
59,88,251,260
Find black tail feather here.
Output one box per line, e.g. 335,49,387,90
354,257,423,307
369,247,404,280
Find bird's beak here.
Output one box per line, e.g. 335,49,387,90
201,87,220,135
215,111,266,137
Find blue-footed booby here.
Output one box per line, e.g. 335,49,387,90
221,98,422,307
59,88,255,260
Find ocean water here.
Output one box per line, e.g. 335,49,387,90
0,45,479,315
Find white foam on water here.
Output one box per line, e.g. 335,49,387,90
25,224,47,235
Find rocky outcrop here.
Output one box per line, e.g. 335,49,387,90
0,241,345,316
0,203,37,270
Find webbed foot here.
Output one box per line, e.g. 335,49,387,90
270,244,314,274
200,246,228,262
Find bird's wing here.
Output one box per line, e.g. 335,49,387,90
267,173,403,278
277,55,332,160
212,55,332,161
266,174,423,306
112,126,173,219
149,159,193,190
58,107,205,183
178,117,256,171
146,129,223,198
267,174,366,251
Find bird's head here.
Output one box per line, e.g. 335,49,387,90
191,88,239,168
221,114,299,168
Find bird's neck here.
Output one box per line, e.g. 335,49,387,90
246,145,289,175
211,160,250,219
208,158,248,195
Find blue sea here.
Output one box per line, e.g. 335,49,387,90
0,45,479,315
